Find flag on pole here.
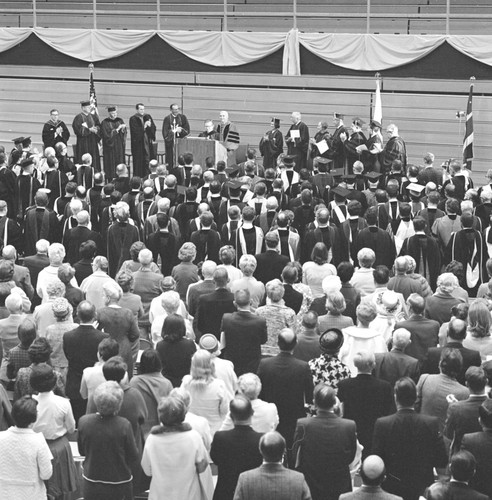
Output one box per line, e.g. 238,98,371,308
463,77,475,169
88,63,98,117
373,73,382,125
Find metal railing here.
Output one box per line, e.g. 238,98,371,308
4,0,492,33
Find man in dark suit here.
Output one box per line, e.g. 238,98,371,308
186,260,217,317
234,431,311,500
394,293,439,364
337,351,393,458
23,238,50,307
372,377,448,500
254,231,289,285
63,210,102,264
425,451,488,500
282,265,304,314
194,267,235,341
374,329,420,387
339,455,403,500
293,384,357,500
421,318,481,385
461,399,492,499
221,289,267,376
63,301,107,423
210,396,263,500
444,366,488,455
258,329,314,459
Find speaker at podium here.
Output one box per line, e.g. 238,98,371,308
175,137,228,169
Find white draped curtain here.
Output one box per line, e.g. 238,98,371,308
1,28,492,75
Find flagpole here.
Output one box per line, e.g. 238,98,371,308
462,76,475,170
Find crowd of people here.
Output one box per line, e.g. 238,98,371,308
0,104,491,500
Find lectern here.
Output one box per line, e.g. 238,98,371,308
175,137,228,168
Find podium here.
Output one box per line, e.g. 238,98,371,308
175,137,228,168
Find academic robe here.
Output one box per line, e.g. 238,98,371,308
326,125,347,171
362,133,383,172
162,113,190,169
190,228,221,264
101,117,127,180
286,121,310,172
0,215,22,253
0,165,18,218
445,228,486,296
344,131,367,174
381,135,407,174
42,119,70,150
72,111,101,170
259,128,284,169
310,129,331,160
147,230,178,276
401,233,441,291
216,121,240,166
106,221,140,278
129,113,157,178
43,169,68,210
355,226,395,268
23,207,60,256
339,217,368,264
17,174,41,221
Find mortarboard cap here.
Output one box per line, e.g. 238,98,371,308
407,183,426,194
283,155,295,167
107,105,117,112
333,112,344,119
12,136,25,144
364,171,382,181
352,117,365,127
343,174,356,183
225,165,239,177
271,117,280,127
20,157,34,169
370,119,382,129
315,157,331,166
331,185,351,198
80,100,91,107
227,179,243,191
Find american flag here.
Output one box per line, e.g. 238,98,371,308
462,78,475,169
89,63,98,116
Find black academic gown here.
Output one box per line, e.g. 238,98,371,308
106,221,140,278
72,112,101,170
259,128,284,169
42,119,70,150
23,207,60,256
0,166,18,218
162,113,190,169
129,113,157,178
286,121,310,172
101,117,127,180
355,226,396,268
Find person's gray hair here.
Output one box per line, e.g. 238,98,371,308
392,328,411,349
157,197,170,212
2,245,16,261
201,260,217,279
265,279,285,303
437,272,458,291
103,281,123,302
76,210,90,225
138,248,153,266
161,291,181,314
115,201,130,221
46,279,66,298
93,256,109,272
238,372,262,400
94,381,124,416
5,293,23,313
357,248,376,268
69,198,83,215
178,242,197,262
48,243,66,264
239,254,257,274
35,239,50,254
356,302,377,325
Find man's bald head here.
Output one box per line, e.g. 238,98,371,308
360,455,386,486
278,328,297,352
